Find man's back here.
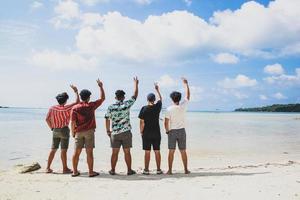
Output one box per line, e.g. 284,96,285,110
139,100,162,137
166,100,188,130
105,97,136,134
46,103,76,129
71,100,102,132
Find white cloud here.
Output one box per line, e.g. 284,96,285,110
80,0,110,6
259,94,268,100
189,86,204,102
30,50,99,70
218,74,257,89
31,1,43,10
211,53,239,64
273,92,287,100
183,0,192,6
264,63,284,75
46,0,300,69
264,67,300,86
157,75,178,88
134,0,152,5
51,0,80,28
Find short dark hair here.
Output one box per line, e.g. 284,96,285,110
170,91,181,103
115,90,125,100
56,92,69,105
80,89,91,101
147,93,156,102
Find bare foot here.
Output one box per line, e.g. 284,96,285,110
46,168,53,173
167,170,173,175
63,168,73,174
185,170,191,174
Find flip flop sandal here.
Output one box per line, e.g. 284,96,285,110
109,170,116,175
46,169,53,174
127,170,136,176
71,172,80,177
89,172,100,177
156,170,163,175
142,170,150,175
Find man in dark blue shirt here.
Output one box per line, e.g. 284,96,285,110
138,83,163,175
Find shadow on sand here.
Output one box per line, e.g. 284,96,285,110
70,171,270,181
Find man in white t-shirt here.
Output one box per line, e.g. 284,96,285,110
164,78,190,175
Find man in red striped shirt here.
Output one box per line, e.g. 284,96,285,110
45,85,79,174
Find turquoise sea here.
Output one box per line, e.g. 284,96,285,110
0,108,300,171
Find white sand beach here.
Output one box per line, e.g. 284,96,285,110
1,110,300,199
0,161,300,200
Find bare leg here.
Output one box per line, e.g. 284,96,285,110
86,148,95,175
60,149,71,173
72,148,82,175
168,149,175,175
123,148,132,172
111,148,120,173
46,149,57,173
154,150,161,171
144,150,151,171
180,150,190,174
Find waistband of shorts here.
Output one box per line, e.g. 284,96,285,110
53,126,69,131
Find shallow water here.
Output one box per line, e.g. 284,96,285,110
0,108,299,171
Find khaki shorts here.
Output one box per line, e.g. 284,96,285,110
110,131,132,149
75,129,95,149
52,127,70,149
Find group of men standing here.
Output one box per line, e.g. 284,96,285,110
45,77,190,177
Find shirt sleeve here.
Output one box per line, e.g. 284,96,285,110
165,108,171,119
124,97,136,108
156,100,162,111
180,99,189,110
105,107,112,119
138,107,145,119
91,99,104,110
70,108,77,123
46,109,53,128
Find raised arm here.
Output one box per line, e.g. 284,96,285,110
96,79,105,102
70,85,80,103
133,76,139,99
182,78,190,101
154,83,162,101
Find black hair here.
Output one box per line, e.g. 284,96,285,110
56,92,69,105
147,93,156,102
115,90,125,101
170,91,182,103
80,89,92,101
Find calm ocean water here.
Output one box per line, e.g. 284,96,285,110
0,108,300,171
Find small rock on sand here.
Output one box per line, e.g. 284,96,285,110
17,162,41,173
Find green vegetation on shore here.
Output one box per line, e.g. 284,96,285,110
235,104,300,112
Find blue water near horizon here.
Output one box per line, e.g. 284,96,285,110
0,108,300,171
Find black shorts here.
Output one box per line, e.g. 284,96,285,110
142,137,161,151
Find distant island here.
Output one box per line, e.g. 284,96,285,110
0,106,9,108
235,104,300,112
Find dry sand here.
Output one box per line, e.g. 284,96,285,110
0,161,299,200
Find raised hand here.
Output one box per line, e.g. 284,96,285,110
70,85,78,93
182,77,188,85
133,76,139,85
96,79,103,87
154,82,159,91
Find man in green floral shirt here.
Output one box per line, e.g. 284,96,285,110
105,77,139,175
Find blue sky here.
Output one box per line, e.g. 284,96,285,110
0,0,299,111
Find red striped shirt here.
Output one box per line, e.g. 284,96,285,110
46,103,77,129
